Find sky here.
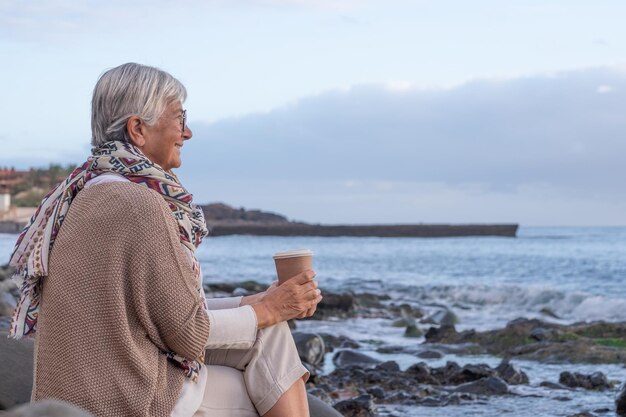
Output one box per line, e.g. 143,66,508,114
1,0,625,225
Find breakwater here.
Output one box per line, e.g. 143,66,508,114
1,218,519,238
208,223,519,238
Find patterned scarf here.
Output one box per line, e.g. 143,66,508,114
9,141,209,380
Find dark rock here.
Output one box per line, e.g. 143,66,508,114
559,371,612,390
496,359,529,385
417,349,444,359
430,361,462,384
320,334,360,352
313,293,355,319
4,400,94,416
354,293,388,308
405,362,440,385
293,332,326,367
333,394,375,417
0,331,34,410
530,327,555,342
566,413,596,417
206,280,268,294
617,382,626,416
448,364,496,384
366,386,385,399
333,350,381,369
307,394,344,417
375,361,400,372
424,325,459,343
453,376,509,395
404,325,422,338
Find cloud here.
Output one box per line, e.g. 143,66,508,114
0,0,367,40
597,84,614,93
182,67,626,200
592,38,609,47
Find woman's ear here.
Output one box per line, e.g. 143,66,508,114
126,116,146,147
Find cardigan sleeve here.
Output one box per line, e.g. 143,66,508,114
125,187,211,361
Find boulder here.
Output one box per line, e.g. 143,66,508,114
293,332,326,367
416,349,444,359
333,394,376,417
453,376,509,396
424,325,459,343
616,382,626,416
314,293,354,319
496,359,529,385
404,325,423,338
448,364,496,384
405,362,440,385
559,371,612,391
530,327,556,342
0,332,34,410
4,400,94,417
430,361,462,384
332,350,381,369
319,333,360,352
307,394,343,417
375,361,400,372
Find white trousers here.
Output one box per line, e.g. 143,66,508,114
193,321,309,417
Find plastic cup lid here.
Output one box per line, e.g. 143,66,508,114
273,249,314,259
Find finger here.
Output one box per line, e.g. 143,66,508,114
301,288,321,300
293,269,316,284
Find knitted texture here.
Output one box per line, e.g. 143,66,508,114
32,182,211,417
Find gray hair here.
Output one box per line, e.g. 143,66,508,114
91,63,187,147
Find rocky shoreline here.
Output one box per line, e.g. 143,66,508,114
206,280,626,416
1,265,625,416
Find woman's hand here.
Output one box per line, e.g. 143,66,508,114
252,270,322,329
240,284,276,307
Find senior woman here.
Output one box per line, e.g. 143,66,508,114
9,63,322,417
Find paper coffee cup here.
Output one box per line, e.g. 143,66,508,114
273,249,314,284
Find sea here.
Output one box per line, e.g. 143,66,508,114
2,227,625,416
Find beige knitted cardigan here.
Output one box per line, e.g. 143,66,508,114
32,182,211,417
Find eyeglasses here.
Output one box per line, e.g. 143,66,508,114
179,109,187,133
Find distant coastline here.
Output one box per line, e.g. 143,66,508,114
0,203,518,238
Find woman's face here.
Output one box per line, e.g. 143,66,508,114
140,101,192,171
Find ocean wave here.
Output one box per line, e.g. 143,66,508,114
385,283,626,329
